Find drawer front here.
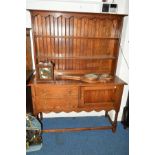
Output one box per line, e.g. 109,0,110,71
35,97,78,111
34,86,78,98
33,85,79,112
79,86,117,108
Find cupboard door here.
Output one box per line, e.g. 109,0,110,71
79,86,117,109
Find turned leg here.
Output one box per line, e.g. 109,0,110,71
36,113,43,130
105,111,108,117
39,112,43,120
40,112,43,120
37,112,43,121
112,111,118,133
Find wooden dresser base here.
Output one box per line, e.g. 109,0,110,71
38,111,118,133
30,76,125,133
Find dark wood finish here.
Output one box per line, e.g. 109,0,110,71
29,10,127,133
26,28,34,113
26,86,33,113
121,92,129,129
42,126,112,133
26,28,34,82
26,70,34,83
26,28,33,71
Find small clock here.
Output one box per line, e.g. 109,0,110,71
36,61,54,81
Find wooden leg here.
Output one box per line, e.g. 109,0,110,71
40,112,43,120
112,111,118,133
36,113,43,130
37,112,43,121
36,114,39,120
105,111,108,117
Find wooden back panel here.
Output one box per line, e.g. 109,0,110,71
30,10,125,75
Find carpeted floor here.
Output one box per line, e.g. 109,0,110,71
27,116,129,155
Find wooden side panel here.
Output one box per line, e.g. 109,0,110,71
26,29,33,70
113,85,124,111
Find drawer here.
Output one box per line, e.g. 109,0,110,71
35,97,78,111
34,86,78,98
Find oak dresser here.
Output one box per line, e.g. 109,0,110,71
29,10,127,133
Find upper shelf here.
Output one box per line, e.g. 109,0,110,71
34,35,120,40
36,55,116,60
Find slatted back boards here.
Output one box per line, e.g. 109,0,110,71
30,10,124,76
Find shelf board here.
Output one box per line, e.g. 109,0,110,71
34,35,119,40
36,56,116,60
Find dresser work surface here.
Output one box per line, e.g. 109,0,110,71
28,10,127,132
